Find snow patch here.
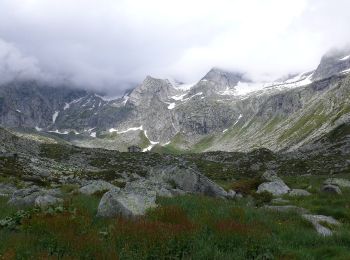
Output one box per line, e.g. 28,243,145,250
90,132,96,138
48,130,69,135
339,55,350,61
52,111,59,123
232,114,243,127
122,95,129,106
109,126,143,134
35,126,43,131
16,109,21,113
170,93,187,101
341,68,350,74
63,103,70,110
142,130,159,152
167,103,176,110
223,129,228,133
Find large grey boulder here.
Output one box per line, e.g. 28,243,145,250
0,183,17,197
261,171,282,182
302,214,340,236
324,178,350,188
149,166,228,198
321,184,342,194
289,189,311,197
35,195,63,208
97,187,157,218
7,186,63,207
79,180,117,195
7,186,43,207
257,181,290,196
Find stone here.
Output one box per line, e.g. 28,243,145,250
257,181,290,196
324,178,350,188
97,187,157,218
149,166,228,198
35,195,63,208
7,186,43,207
226,189,236,199
321,184,342,194
302,214,340,236
79,180,117,195
289,189,311,197
261,170,282,182
0,183,17,197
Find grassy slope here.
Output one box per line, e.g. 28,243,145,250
1,185,350,259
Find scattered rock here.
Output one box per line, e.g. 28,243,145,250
0,183,17,197
263,205,309,214
302,214,340,236
7,186,63,207
7,186,43,207
289,189,311,197
324,178,350,188
321,184,342,194
97,187,157,218
257,181,290,196
79,180,117,195
35,195,63,208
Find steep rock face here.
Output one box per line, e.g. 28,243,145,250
0,81,86,128
0,49,349,153
189,68,245,96
313,47,350,81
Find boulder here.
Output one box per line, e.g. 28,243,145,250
227,190,236,199
321,184,342,194
7,186,43,207
35,195,63,208
149,166,227,198
79,180,117,195
261,171,282,182
257,181,290,196
0,183,17,197
289,189,311,197
97,187,157,218
324,178,350,188
302,214,340,236
7,186,63,207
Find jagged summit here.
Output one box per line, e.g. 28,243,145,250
201,67,247,87
313,46,350,81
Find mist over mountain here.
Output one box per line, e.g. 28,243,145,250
1,0,350,95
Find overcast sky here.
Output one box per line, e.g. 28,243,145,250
0,0,349,94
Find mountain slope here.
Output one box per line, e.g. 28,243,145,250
0,48,349,153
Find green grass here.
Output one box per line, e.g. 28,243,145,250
1,192,350,259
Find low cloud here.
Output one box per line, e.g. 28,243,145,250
0,0,349,94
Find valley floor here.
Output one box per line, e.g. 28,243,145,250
1,175,350,259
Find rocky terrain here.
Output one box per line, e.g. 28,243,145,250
0,47,349,153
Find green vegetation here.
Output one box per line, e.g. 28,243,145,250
191,135,215,153
1,192,350,259
40,143,77,161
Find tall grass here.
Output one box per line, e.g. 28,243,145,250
1,193,350,259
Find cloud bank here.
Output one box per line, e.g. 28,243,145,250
0,0,349,94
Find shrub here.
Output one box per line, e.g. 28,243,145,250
229,177,263,195
252,191,273,206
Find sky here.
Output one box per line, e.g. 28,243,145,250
0,0,349,95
